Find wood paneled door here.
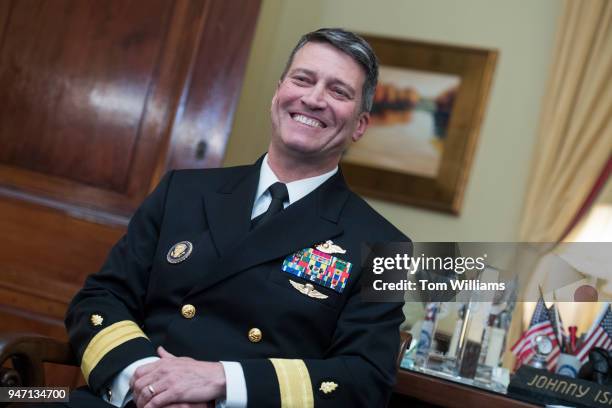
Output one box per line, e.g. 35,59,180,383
0,0,260,387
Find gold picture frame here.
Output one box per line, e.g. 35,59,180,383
342,35,498,214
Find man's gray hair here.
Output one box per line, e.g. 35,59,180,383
281,28,379,113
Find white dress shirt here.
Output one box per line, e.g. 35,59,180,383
107,155,337,407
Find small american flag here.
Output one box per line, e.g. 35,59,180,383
511,296,560,371
548,304,567,352
576,303,612,363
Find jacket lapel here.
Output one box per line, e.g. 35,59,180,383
188,169,350,297
203,160,261,258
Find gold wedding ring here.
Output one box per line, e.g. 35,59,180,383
147,385,156,395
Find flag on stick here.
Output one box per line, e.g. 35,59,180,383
511,295,560,371
576,303,612,363
548,303,567,353
549,291,567,353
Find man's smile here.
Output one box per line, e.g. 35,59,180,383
290,113,328,128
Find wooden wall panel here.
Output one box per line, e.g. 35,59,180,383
0,195,123,287
0,0,261,384
0,0,237,219
165,0,263,170
0,193,122,388
0,0,173,192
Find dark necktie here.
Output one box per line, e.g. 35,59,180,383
251,182,289,229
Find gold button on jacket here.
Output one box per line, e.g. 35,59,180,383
248,328,262,343
181,304,196,319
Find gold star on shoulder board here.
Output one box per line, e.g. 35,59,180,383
319,381,338,394
90,314,104,327
289,280,329,299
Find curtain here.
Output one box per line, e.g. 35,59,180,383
519,0,612,242
504,0,612,370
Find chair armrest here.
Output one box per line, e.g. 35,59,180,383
0,332,77,386
396,331,412,370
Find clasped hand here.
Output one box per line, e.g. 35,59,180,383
130,346,226,408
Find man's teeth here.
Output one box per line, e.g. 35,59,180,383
293,114,323,128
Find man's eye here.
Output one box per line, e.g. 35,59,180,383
293,76,310,84
332,88,349,98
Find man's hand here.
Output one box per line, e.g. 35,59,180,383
130,346,226,408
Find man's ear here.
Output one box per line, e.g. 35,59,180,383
270,80,282,110
351,112,370,142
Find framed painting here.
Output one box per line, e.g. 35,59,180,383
341,35,498,214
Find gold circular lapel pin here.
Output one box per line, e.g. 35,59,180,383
167,241,193,264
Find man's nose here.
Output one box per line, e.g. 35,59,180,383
301,84,327,109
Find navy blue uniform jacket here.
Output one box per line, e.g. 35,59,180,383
65,158,409,407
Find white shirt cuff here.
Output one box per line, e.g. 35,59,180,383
217,361,247,408
104,356,160,407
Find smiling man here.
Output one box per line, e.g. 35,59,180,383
64,28,409,408
268,39,370,180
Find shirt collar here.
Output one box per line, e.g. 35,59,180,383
255,154,338,205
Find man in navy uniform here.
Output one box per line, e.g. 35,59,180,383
65,28,409,408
